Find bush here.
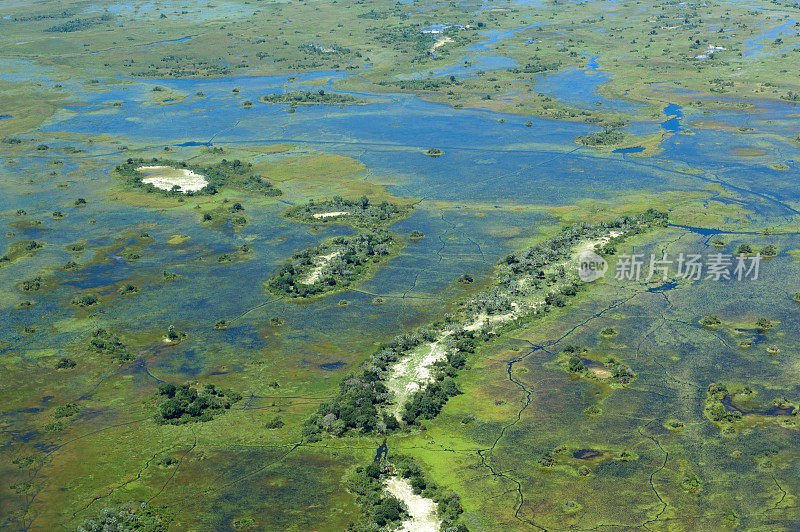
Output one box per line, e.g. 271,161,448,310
72,293,99,307
55,357,76,369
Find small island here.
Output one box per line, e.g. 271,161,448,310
261,89,363,110
155,383,242,424
558,345,636,387
267,229,401,298
283,196,413,229
114,158,282,196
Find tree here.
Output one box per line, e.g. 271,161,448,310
568,355,585,373
160,399,183,419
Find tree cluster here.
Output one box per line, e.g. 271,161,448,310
155,383,241,424
268,229,395,298
114,158,281,197
284,196,411,229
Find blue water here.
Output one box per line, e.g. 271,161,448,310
612,146,645,154
138,35,192,46
408,55,516,79
534,54,641,112
6,68,800,386
319,361,346,370
468,22,547,51
744,18,797,57
422,24,453,33
662,103,683,132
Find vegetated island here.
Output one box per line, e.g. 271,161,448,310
577,120,628,147
303,210,668,439
349,452,466,531
557,344,636,387
154,382,242,424
704,382,797,435
282,196,414,229
0,240,44,267
261,89,364,110
267,229,401,299
113,158,282,196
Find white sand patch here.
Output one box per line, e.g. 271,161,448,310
589,366,613,379
694,44,726,59
430,36,453,53
312,211,349,219
578,230,622,255
137,165,208,193
301,250,340,284
385,476,440,532
387,334,451,420
384,229,625,421
464,304,519,332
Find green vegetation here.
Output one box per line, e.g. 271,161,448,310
761,243,778,257
114,158,281,196
577,121,628,147
306,211,667,437
89,328,133,361
348,453,466,530
704,383,745,433
0,240,43,266
283,196,413,229
53,403,80,419
408,230,424,241
155,383,242,424
267,229,400,298
71,293,99,308
348,464,407,529
118,283,139,295
261,89,362,109
55,357,76,370
20,276,44,292
559,345,636,387
599,326,617,338
5,0,800,527
265,416,284,429
78,503,169,532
